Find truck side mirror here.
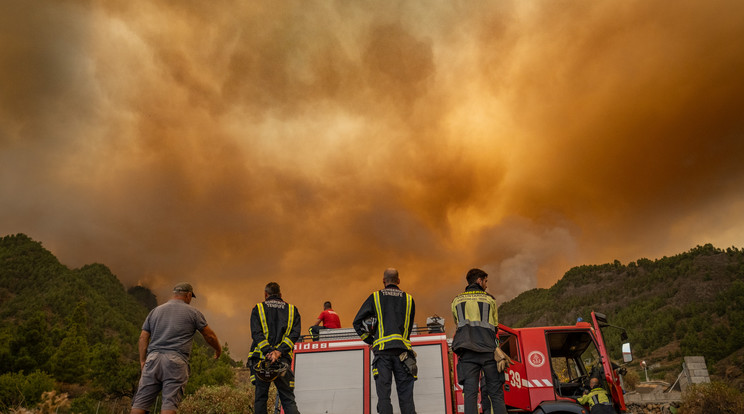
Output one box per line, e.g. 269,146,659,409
622,342,632,363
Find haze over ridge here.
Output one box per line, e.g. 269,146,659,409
2,0,744,359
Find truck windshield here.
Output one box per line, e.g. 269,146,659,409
546,330,599,398
580,343,601,376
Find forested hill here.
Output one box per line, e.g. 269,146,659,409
1,234,239,411
498,244,744,383
0,233,150,392
3,232,744,393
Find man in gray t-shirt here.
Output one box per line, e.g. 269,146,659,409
131,283,222,414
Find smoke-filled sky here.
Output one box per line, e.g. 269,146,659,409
2,0,744,359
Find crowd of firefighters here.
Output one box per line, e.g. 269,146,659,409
127,269,616,414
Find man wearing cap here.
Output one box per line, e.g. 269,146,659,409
130,283,222,414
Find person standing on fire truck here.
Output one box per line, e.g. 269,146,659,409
309,301,341,340
353,268,417,414
451,268,507,414
248,282,302,414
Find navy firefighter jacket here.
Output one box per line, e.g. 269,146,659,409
249,295,301,362
353,284,415,354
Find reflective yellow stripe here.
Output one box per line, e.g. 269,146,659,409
282,337,295,349
373,292,384,348
373,334,411,349
284,304,295,340
403,293,412,338
373,292,384,336
281,304,295,358
258,303,269,338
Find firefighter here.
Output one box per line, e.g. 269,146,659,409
248,282,302,414
451,268,506,414
577,377,617,414
353,268,417,414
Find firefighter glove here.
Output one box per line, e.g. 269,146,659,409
400,351,418,380
494,347,512,373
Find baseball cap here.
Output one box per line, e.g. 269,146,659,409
173,282,196,298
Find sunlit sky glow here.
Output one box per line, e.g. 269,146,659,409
2,0,744,359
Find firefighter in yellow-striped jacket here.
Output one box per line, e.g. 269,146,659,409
353,268,417,414
248,282,302,414
577,377,617,414
451,268,506,414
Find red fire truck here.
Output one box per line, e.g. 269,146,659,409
292,311,632,414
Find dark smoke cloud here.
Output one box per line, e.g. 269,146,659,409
2,0,744,358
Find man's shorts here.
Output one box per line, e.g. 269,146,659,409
131,352,190,411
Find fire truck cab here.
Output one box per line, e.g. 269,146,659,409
292,311,631,414
478,311,632,414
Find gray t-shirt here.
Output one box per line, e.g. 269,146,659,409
142,299,208,360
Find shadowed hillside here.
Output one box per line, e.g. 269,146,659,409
0,234,235,412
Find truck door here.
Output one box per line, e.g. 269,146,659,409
591,311,628,413
498,326,531,412
451,327,531,413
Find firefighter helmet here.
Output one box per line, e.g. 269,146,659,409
362,316,377,336
252,359,289,382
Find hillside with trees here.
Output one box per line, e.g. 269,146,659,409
0,234,236,413
2,233,744,412
499,243,744,388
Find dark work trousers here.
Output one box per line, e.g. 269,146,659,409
373,352,416,414
590,403,617,414
457,351,506,414
254,367,301,414
479,372,491,414
309,325,327,341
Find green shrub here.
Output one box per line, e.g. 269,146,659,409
0,370,55,410
69,394,100,414
179,385,253,414
679,382,744,414
185,364,236,394
179,384,278,414
622,369,640,391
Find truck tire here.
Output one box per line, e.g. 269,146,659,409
533,400,587,414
